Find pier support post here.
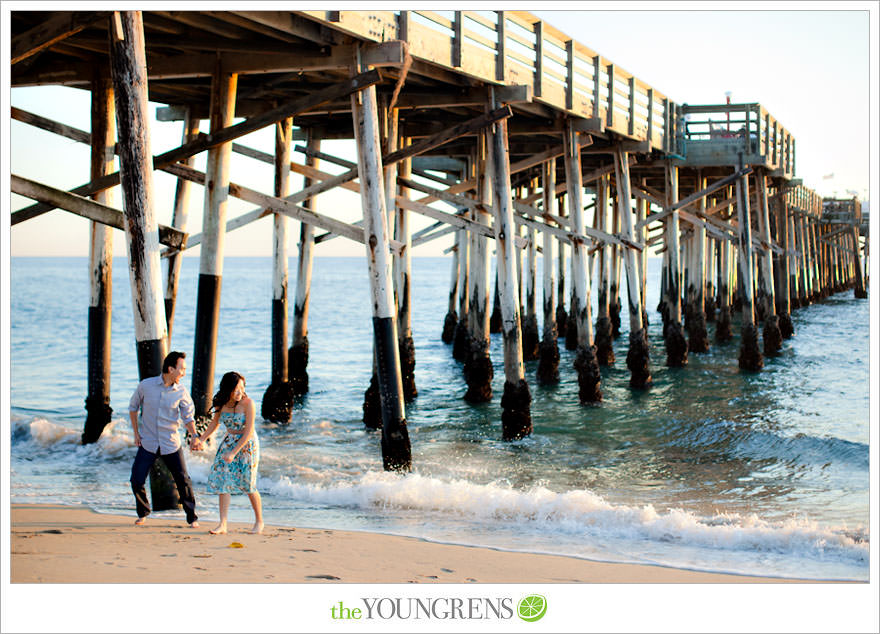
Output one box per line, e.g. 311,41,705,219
555,193,569,339
289,131,321,395
564,121,601,403
735,160,763,370
108,11,174,508
163,110,199,342
521,186,540,362
537,158,560,385
191,62,238,419
853,203,867,298
464,132,493,402
351,50,412,470
82,74,115,445
594,175,614,366
489,269,503,333
687,174,709,353
489,90,532,438
609,198,622,339
452,226,470,361
395,137,418,401
262,116,296,422
663,162,688,366
442,242,460,343
716,235,733,342
613,146,651,388
637,179,649,328
755,168,781,354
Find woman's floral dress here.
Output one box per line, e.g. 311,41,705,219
207,411,259,494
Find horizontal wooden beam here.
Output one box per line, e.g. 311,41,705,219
11,69,382,225
11,174,186,249
12,11,110,65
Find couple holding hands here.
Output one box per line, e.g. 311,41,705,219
128,351,263,535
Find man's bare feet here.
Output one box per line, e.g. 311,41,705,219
188,521,200,529
209,523,227,535
248,522,264,535
134,516,147,526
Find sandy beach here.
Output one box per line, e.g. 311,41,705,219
10,504,805,584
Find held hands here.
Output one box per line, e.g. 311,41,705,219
190,437,204,452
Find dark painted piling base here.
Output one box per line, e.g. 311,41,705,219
555,304,568,339
441,310,457,344
574,345,602,404
381,424,412,472
664,321,689,367
82,396,113,444
778,312,794,339
762,315,783,356
490,287,503,334
500,379,532,441
716,309,733,343
594,316,615,366
626,328,652,389
855,288,868,299
738,322,764,371
790,296,801,309
564,312,578,350
521,315,540,361
149,461,181,511
362,374,382,429
399,335,418,402
261,381,296,423
705,296,716,322
463,339,493,403
452,318,470,361
687,311,710,354
288,339,309,395
536,328,560,385
609,296,622,339
733,294,743,313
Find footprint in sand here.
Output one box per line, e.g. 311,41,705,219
441,568,454,573
41,529,63,534
306,574,341,580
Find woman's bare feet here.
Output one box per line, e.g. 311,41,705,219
248,522,264,535
134,516,146,526
209,523,227,535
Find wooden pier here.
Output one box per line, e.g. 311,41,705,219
10,10,869,485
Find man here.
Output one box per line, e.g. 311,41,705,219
129,350,200,527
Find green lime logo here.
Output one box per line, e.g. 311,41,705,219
517,594,547,622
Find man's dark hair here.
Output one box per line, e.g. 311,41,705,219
162,351,186,374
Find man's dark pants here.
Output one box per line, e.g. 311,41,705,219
130,446,198,523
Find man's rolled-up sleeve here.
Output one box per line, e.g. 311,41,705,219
179,393,196,426
129,383,143,413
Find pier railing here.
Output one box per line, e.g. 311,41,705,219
298,10,676,151
678,103,795,177
785,184,822,219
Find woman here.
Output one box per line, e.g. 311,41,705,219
194,371,263,535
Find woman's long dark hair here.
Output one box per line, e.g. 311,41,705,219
211,371,246,413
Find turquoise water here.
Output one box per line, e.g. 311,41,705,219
8,256,870,580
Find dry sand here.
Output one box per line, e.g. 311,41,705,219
10,504,804,584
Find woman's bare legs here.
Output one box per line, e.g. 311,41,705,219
210,494,230,534
247,491,263,534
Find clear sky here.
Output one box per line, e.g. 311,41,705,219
5,3,877,258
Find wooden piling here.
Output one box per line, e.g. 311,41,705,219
686,174,709,353
853,202,867,298
261,116,296,423
395,137,418,401
290,131,321,395
612,146,651,388
594,174,614,366
489,90,532,439
716,233,733,342
191,62,238,419
163,110,199,342
452,225,471,361
537,158,560,385
351,49,412,470
735,161,763,370
489,268,503,334
82,74,115,445
663,162,688,366
555,191,569,339
521,185,540,362
636,179,649,328
755,168,781,354
563,121,601,403
108,11,174,509
609,196,622,339
464,132,494,402
442,241,460,343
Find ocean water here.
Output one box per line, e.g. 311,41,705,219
8,256,870,581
